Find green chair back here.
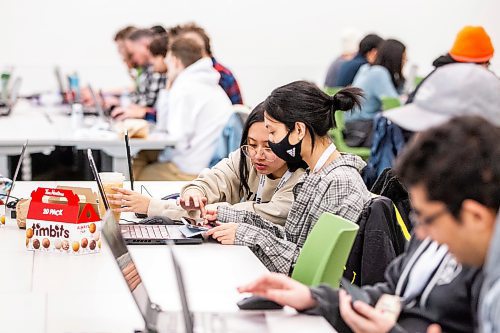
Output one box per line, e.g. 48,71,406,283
324,87,371,160
292,213,359,288
381,97,401,111
414,76,424,87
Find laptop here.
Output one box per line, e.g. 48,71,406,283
0,77,22,116
86,84,114,129
54,66,66,100
101,210,268,333
4,141,28,218
124,131,180,206
88,85,108,119
125,130,160,220
86,149,201,245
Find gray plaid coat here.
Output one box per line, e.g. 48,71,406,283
217,154,370,274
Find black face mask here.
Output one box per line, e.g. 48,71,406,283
268,130,303,164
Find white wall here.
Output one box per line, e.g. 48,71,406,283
1,0,499,107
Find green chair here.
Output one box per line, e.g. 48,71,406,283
381,96,401,111
324,86,343,96
324,87,371,160
414,76,424,87
292,213,359,288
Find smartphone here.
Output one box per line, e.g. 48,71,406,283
182,216,205,227
340,278,371,304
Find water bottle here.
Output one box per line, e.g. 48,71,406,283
71,103,84,129
1,72,11,103
68,73,80,103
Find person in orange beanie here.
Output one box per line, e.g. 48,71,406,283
407,25,494,103
449,26,494,64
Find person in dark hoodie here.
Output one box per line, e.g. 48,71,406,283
335,34,384,87
238,117,495,333
406,26,494,103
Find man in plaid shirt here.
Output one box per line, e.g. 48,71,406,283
212,57,243,105
111,29,166,121
207,154,370,274
131,65,166,108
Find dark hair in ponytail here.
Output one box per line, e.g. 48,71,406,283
263,81,363,149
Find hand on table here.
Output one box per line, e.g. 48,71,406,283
108,188,150,214
205,222,238,245
237,272,317,311
111,104,147,121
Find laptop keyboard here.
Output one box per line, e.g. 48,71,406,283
121,225,170,239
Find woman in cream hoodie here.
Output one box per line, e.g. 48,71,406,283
109,103,306,226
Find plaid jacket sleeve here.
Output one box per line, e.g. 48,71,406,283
217,206,299,274
235,223,300,274
143,72,166,107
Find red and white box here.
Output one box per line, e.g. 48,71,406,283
26,187,102,255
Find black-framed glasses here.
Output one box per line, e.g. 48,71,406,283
240,145,276,162
409,208,448,227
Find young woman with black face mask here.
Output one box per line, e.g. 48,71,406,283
205,81,371,274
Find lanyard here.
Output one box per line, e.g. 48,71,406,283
312,143,337,174
255,170,293,204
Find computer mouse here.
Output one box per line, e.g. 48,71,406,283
161,192,180,200
139,216,176,225
237,295,283,310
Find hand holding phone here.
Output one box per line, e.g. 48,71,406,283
340,278,371,305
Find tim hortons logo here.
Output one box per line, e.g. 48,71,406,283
44,189,64,197
33,223,70,238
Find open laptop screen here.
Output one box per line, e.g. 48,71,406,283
86,149,110,211
101,210,153,324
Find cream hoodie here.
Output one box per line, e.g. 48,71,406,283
157,57,232,174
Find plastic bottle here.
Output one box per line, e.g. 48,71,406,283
71,103,84,129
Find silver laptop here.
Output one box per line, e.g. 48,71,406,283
101,210,268,333
86,149,201,245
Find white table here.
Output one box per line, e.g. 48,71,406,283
0,181,336,333
0,102,176,179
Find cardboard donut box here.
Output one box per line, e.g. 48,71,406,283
25,186,103,255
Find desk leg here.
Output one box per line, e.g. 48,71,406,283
0,154,8,177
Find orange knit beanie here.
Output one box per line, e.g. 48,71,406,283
449,26,494,63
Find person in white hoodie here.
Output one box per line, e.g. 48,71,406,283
133,37,232,180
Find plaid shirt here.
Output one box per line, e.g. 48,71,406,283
217,154,370,274
212,57,243,105
130,65,166,109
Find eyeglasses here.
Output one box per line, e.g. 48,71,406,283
240,145,276,162
409,208,448,227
